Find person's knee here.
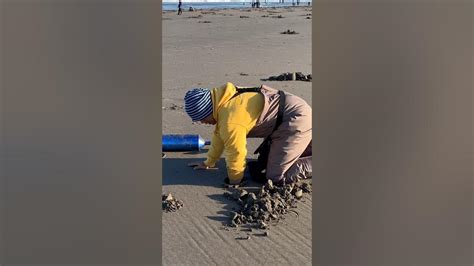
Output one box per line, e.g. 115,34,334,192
248,156,312,185
283,156,312,183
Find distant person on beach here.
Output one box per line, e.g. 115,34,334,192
184,82,312,185
177,0,182,15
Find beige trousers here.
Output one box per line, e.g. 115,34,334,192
265,93,312,183
245,85,312,183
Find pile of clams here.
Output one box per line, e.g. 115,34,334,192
162,193,184,213
224,180,312,229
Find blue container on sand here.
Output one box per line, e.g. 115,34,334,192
162,134,211,152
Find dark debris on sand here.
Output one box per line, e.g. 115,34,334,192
162,103,183,110
281,29,298,35
265,72,312,82
201,11,216,15
162,193,184,212
223,180,312,232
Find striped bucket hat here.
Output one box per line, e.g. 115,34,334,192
184,88,213,122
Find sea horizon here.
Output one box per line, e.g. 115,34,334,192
163,1,312,11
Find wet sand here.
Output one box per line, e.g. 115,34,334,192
162,6,312,265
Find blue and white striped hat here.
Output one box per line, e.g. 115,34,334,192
184,88,213,122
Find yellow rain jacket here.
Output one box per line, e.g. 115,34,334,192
204,82,264,182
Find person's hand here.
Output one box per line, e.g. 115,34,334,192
187,161,218,170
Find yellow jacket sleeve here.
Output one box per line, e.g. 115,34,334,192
204,128,224,167
220,123,248,182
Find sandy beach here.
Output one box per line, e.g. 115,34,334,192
162,6,312,265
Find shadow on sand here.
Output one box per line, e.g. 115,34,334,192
162,158,227,187
163,157,263,224
206,194,241,224
163,157,262,187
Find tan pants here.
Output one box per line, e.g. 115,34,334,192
244,85,312,183
265,93,312,183
282,141,312,183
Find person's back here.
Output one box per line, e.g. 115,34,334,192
214,86,264,131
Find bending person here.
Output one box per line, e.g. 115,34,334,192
184,82,312,185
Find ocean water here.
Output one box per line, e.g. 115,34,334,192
163,2,311,11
